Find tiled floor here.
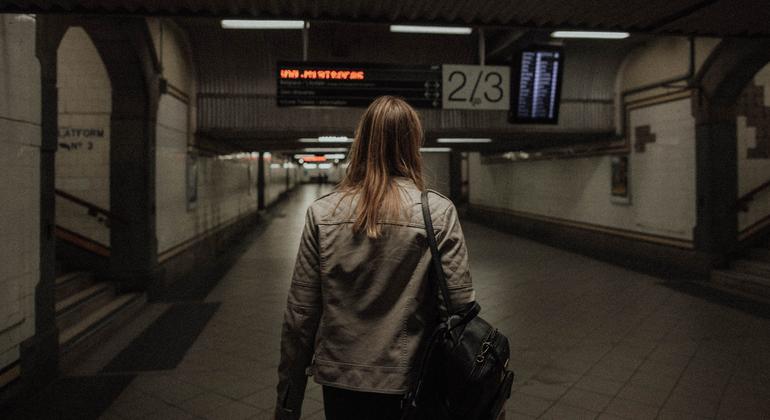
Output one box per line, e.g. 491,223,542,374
94,185,770,419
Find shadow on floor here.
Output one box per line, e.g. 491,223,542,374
661,279,770,319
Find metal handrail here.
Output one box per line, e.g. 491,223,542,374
54,189,123,225
737,178,770,212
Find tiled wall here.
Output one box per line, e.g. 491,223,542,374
156,123,260,255
466,38,708,244
154,19,265,256
265,154,287,207
55,27,111,246
0,14,41,372
469,98,697,242
737,62,770,232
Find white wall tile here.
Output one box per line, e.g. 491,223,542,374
470,98,696,241
154,32,267,255
55,27,111,244
737,62,770,231
0,14,40,371
0,14,41,132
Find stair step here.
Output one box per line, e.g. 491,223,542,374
732,259,770,278
55,271,95,301
750,248,770,263
55,283,114,331
59,293,145,368
711,269,770,303
753,247,770,262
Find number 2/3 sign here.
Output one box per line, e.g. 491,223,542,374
441,65,510,111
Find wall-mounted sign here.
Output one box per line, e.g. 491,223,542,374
510,46,564,124
186,153,198,211
442,65,510,110
277,62,442,108
57,126,106,151
611,155,630,205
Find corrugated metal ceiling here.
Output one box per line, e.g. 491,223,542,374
2,0,769,37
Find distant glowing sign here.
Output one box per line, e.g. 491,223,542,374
303,156,327,162
279,68,365,80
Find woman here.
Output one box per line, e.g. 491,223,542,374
276,96,475,420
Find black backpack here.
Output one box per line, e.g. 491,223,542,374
401,191,515,420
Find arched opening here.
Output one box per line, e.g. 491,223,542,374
43,17,160,369
693,38,770,265
55,26,112,258
735,63,770,239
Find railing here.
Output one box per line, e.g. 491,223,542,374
737,178,770,212
55,189,121,227
737,177,770,242
54,189,117,254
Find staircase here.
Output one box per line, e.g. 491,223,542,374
711,239,770,303
55,270,145,369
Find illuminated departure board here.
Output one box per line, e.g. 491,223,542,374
510,47,564,124
277,62,442,108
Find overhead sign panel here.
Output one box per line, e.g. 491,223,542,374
277,62,442,108
510,46,564,124
441,65,510,110
277,60,563,121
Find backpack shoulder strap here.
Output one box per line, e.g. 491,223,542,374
421,190,454,316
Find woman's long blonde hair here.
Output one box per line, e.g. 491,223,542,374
337,96,425,238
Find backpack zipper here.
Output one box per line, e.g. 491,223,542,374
469,328,498,380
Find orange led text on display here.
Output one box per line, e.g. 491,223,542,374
280,69,365,80
300,156,327,162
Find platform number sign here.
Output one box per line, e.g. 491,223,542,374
441,65,510,110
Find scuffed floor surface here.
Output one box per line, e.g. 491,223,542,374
90,185,769,419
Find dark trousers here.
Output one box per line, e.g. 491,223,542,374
322,386,403,420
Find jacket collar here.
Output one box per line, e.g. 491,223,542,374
394,176,417,188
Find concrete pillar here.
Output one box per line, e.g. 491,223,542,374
109,115,159,290
80,18,161,291
694,120,739,266
449,150,463,204
13,14,70,400
258,152,266,210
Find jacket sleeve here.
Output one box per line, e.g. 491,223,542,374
276,206,323,420
436,202,475,311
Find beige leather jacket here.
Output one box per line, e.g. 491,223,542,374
276,178,475,419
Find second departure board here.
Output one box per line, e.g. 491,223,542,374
277,62,442,108
510,46,564,124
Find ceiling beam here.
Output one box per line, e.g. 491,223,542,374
197,130,619,153
486,30,527,61
646,0,719,31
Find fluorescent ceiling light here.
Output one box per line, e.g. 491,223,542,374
299,137,351,143
390,25,472,35
221,20,306,29
302,147,348,153
318,136,352,143
303,163,318,169
420,147,452,152
436,138,492,143
324,153,346,160
551,30,629,39
318,163,333,169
